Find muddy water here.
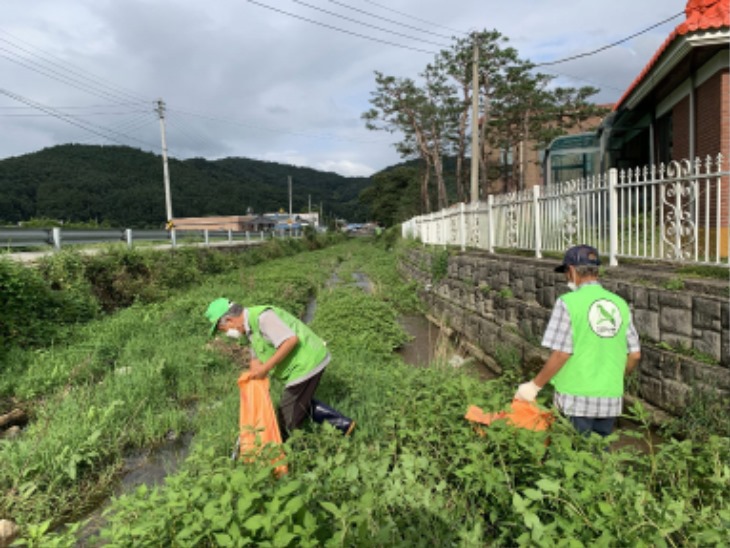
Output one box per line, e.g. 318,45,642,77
397,314,496,380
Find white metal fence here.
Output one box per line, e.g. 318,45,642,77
402,155,730,267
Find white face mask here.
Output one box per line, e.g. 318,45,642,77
226,328,243,339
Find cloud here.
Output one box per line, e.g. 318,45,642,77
1,0,684,176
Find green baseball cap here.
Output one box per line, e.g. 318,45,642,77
205,298,231,335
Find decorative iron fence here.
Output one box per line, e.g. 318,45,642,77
402,155,730,267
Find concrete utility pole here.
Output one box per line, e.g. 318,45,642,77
469,35,480,203
155,99,173,225
288,176,293,221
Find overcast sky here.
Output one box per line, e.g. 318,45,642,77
1,0,686,177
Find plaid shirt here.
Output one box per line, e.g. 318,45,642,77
542,283,640,418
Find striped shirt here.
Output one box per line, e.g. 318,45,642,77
542,283,640,418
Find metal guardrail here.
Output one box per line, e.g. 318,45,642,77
0,227,303,251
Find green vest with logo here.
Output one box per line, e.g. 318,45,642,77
551,284,631,397
247,305,328,383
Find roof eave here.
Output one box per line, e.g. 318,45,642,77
621,28,729,111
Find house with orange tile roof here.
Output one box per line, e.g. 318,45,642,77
546,0,728,180
543,0,728,253
604,0,729,169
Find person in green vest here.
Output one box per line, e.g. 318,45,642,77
514,245,641,437
205,298,354,437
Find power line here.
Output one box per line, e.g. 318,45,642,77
245,0,438,54
0,45,148,107
291,0,450,48
0,29,152,106
533,12,684,67
360,0,468,36
326,0,454,40
0,88,160,151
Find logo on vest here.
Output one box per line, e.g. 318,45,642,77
587,299,622,338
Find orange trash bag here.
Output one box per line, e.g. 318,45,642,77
465,400,553,436
237,372,288,477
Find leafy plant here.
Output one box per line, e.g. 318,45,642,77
663,276,685,290
430,248,449,282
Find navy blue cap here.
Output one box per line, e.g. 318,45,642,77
555,245,601,273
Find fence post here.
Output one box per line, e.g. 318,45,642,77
260,231,264,241
245,231,250,244
204,229,210,247
533,186,542,259
609,168,619,266
227,229,233,244
459,202,466,251
124,228,133,248
51,227,61,250
487,195,495,254
170,228,177,248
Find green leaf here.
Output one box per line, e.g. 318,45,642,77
214,533,234,547
243,515,265,532
203,501,218,521
320,501,341,517
273,530,297,547
284,495,304,515
524,511,541,531
512,493,528,513
536,478,560,493
523,488,543,501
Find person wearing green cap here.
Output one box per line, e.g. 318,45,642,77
205,298,354,437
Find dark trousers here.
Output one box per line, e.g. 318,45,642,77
569,416,616,437
278,369,324,434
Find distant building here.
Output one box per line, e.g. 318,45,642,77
172,215,275,232
264,212,319,231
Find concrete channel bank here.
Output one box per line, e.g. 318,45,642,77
398,246,730,419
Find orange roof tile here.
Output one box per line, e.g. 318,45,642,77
613,0,730,111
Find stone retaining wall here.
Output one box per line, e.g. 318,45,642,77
399,247,730,417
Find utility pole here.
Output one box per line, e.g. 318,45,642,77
470,35,480,203
288,176,293,220
155,99,173,227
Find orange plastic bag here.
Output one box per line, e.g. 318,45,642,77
465,400,553,436
237,372,287,477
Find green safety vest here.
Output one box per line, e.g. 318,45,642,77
247,305,328,383
551,284,631,398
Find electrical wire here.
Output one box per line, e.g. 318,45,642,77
326,0,454,40
245,0,438,54
0,29,152,106
360,0,468,36
0,88,160,151
291,0,450,48
533,11,684,67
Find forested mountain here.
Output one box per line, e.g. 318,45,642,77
0,144,371,227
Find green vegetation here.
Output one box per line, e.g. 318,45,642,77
498,286,514,299
430,248,450,282
663,276,686,290
0,144,369,227
1,238,728,546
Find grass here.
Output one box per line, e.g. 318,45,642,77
2,238,729,546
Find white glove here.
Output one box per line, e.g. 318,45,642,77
514,380,541,402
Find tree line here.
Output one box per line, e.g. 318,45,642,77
360,29,610,225
0,144,371,228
